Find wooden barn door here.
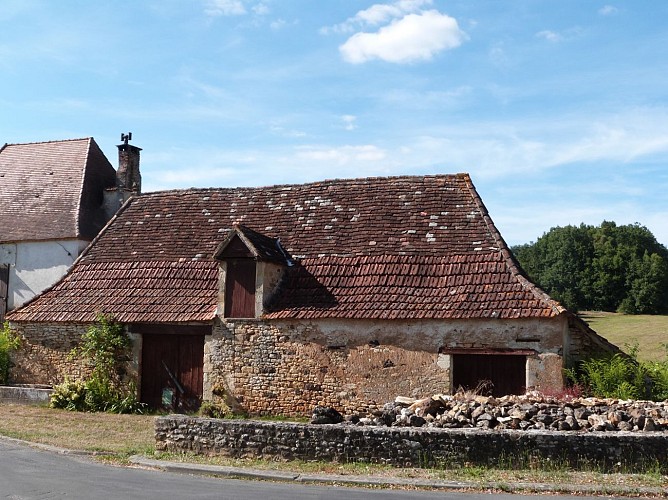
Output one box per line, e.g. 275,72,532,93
140,332,205,412
452,353,526,397
0,265,9,323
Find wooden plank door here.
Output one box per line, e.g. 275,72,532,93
0,265,9,323
140,334,204,412
224,259,256,318
452,354,526,397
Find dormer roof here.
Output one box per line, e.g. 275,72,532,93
214,224,293,266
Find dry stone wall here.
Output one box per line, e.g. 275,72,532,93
8,322,89,384
155,415,668,471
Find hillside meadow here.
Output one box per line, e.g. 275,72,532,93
580,312,668,362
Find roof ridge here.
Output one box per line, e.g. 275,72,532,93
3,137,93,147
140,173,471,196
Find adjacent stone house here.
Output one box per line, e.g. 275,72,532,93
6,174,617,414
0,136,141,323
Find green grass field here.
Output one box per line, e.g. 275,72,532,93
579,312,668,362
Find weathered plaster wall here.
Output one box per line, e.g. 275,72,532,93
205,316,567,416
0,240,87,310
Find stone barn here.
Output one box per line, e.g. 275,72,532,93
6,174,617,415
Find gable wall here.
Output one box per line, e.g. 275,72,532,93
205,316,567,416
0,239,88,310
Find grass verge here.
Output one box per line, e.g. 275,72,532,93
0,403,154,457
0,403,666,494
153,450,668,491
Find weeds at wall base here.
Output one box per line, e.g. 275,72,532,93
423,448,668,476
149,450,667,491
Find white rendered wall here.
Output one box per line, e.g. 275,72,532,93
0,239,88,310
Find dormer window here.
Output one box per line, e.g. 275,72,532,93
214,224,292,319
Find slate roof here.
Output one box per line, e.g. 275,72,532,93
7,173,565,324
0,138,117,243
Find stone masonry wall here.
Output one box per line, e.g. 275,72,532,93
205,316,567,417
155,415,668,471
8,322,89,385
205,320,445,416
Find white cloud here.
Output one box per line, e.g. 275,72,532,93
381,86,472,110
397,106,668,182
350,0,431,27
599,5,619,16
269,125,307,138
488,43,510,68
205,0,246,16
536,30,562,42
341,115,357,131
322,0,432,34
143,144,395,192
270,18,287,30
536,27,583,43
295,145,387,164
340,10,466,64
252,3,269,15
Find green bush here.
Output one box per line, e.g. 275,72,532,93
50,314,146,414
50,380,88,411
51,377,145,414
199,400,231,419
0,322,21,384
643,344,668,401
566,342,668,401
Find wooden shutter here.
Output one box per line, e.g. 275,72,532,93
224,259,256,318
0,265,8,323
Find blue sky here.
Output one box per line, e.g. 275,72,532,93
1,1,667,246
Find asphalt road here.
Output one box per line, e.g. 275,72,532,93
0,439,634,499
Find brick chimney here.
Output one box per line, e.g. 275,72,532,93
117,132,141,194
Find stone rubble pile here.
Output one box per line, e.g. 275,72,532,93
315,393,668,432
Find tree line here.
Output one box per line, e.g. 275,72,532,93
511,221,668,314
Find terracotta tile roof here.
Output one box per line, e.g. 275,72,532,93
266,253,559,320
7,174,564,323
0,138,117,242
9,261,218,323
